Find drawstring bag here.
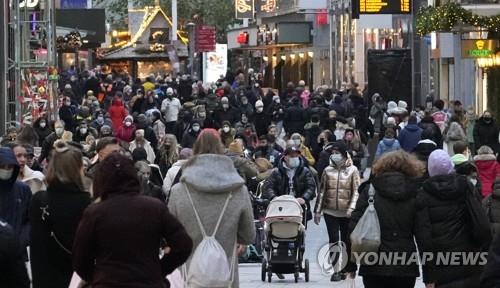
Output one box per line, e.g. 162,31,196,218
350,184,381,253
183,183,236,288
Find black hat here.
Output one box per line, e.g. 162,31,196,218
284,146,301,155
330,140,347,157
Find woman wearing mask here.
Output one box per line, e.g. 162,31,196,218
349,150,425,288
151,111,166,141
181,121,201,148
219,121,236,148
269,94,285,136
73,153,193,287
156,134,179,176
343,128,365,175
464,107,476,154
444,116,467,157
129,129,156,164
417,149,490,288
108,97,128,131
473,111,500,153
167,129,256,287
290,133,316,166
34,117,52,147
115,115,136,142
314,141,360,281
30,140,91,288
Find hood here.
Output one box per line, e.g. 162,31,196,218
446,122,465,140
0,148,20,185
423,174,466,201
181,154,244,193
382,137,396,147
474,154,496,162
404,123,420,132
451,153,468,165
371,172,416,201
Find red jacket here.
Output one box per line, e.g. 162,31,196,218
115,124,136,142
108,99,127,130
475,154,500,197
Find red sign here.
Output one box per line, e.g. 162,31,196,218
237,32,249,44
195,25,216,52
316,9,328,26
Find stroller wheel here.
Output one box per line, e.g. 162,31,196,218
304,259,310,282
261,259,267,282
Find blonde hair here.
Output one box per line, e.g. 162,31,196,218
372,150,425,178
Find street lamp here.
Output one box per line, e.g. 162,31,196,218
186,22,196,76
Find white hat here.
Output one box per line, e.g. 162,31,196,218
255,100,264,108
167,87,174,95
298,80,306,87
64,84,72,89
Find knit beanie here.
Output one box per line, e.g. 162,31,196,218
428,149,454,177
330,140,348,157
228,141,244,155
450,153,468,166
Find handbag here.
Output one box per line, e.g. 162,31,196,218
465,182,492,246
350,184,381,253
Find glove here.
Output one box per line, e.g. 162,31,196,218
314,213,321,225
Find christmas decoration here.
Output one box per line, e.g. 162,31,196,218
416,3,500,36
56,31,82,50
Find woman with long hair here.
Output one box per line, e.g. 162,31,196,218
157,134,179,176
168,129,255,287
349,150,425,288
73,152,193,287
30,140,91,288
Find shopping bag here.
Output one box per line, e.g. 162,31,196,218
350,184,381,253
167,269,184,288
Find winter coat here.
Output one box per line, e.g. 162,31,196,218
483,178,500,236
29,183,91,288
284,105,306,135
129,140,156,164
432,110,448,133
304,124,322,160
253,111,272,137
253,147,281,167
139,180,165,202
136,122,159,150
419,118,443,148
115,124,136,142
369,98,386,133
181,129,199,149
398,123,422,152
226,152,259,184
413,139,438,163
465,117,476,144
168,154,256,288
161,97,181,123
0,222,30,288
316,160,360,216
58,105,76,132
481,227,500,288
152,120,166,141
73,192,192,287
474,154,500,198
0,148,31,248
40,132,61,162
474,117,500,153
349,172,421,278
269,102,285,122
263,157,316,220
20,165,46,194
108,99,128,131
162,159,187,195
299,144,316,167
214,107,238,128
416,174,485,285
34,125,52,147
375,138,401,159
445,122,467,156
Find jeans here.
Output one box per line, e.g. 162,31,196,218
323,214,356,273
362,275,416,288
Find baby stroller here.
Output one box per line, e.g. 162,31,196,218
261,195,309,283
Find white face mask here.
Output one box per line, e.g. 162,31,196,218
199,112,206,118
223,126,230,133
222,104,229,109
80,128,87,135
287,157,300,169
330,154,343,164
470,178,478,186
192,125,200,132
0,168,13,180
55,127,64,136
256,107,264,113
293,139,301,146
125,121,132,127
40,122,46,128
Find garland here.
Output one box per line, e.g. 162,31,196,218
416,3,500,36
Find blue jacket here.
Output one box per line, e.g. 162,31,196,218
399,123,423,152
0,148,31,248
375,138,401,159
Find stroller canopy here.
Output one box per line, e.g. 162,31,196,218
265,195,303,225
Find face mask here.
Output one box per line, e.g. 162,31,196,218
0,168,13,180
325,99,333,105
484,117,492,122
256,107,264,113
241,117,248,123
330,154,343,164
287,157,300,169
192,125,200,132
125,121,132,127
273,98,280,103
102,131,111,136
223,126,230,133
470,178,478,186
40,122,46,128
80,128,88,135
55,127,64,136
222,104,229,109
241,100,248,105
65,101,71,106
199,112,206,118
293,139,301,146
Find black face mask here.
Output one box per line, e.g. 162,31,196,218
484,117,492,123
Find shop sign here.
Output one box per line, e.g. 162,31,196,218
357,0,411,14
235,0,254,19
20,0,39,8
461,39,499,59
237,32,249,44
203,44,228,84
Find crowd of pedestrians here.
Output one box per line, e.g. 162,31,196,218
1,66,500,288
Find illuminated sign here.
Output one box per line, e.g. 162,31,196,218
261,0,277,12
20,0,39,8
237,32,249,44
461,39,499,59
359,0,411,14
235,0,254,19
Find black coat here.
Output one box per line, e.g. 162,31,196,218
416,174,485,285
474,117,500,153
263,157,316,220
29,184,91,288
419,118,443,148
481,232,500,288
284,105,306,135
349,172,420,278
253,111,271,137
0,223,30,288
413,140,438,164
